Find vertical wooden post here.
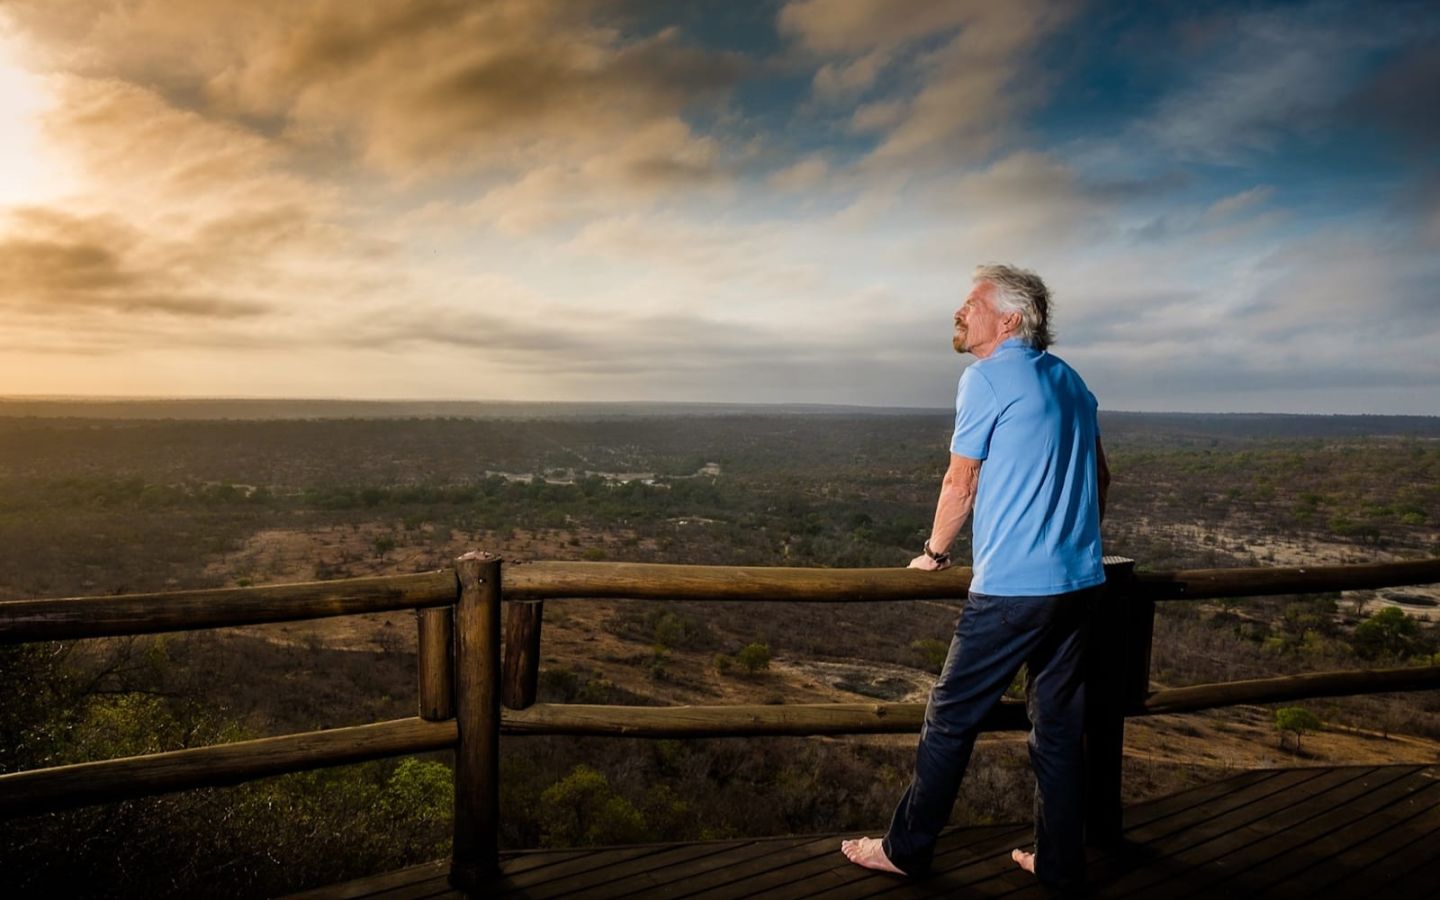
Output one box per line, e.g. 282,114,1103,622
450,552,502,891
1123,586,1156,713
502,600,544,710
1084,556,1137,846
417,606,455,720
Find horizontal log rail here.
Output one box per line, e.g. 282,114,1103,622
7,660,1437,818
1134,557,1440,601
4,558,1438,644
503,561,978,603
500,699,1028,738
1141,663,1440,715
0,717,457,818
0,570,457,643
500,558,1440,604
495,663,1440,738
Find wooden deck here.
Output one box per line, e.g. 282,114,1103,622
295,764,1440,898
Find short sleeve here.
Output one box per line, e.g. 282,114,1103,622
950,366,999,459
1089,390,1101,436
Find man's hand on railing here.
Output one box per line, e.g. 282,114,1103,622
908,553,951,571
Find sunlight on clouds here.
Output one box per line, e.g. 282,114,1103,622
0,2,1436,411
0,28,69,207
43,76,335,227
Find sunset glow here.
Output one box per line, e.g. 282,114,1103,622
0,1,1436,412
0,28,64,208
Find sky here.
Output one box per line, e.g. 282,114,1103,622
0,0,1437,414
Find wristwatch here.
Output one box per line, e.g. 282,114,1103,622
923,540,950,565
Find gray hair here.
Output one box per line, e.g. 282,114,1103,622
973,263,1053,351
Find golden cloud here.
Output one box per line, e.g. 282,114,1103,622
8,0,746,181
0,207,268,318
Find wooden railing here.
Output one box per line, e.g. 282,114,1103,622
3,555,1440,892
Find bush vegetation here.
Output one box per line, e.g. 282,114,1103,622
2,410,1438,895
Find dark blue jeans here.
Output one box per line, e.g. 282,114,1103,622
883,586,1094,888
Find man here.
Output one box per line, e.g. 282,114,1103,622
841,264,1109,892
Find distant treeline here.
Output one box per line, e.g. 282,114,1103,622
2,398,1438,441
0,398,946,421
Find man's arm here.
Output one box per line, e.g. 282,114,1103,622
909,453,982,570
1096,436,1110,524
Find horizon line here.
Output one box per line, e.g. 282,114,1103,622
1,394,1438,420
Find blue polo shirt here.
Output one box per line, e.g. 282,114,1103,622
950,338,1105,596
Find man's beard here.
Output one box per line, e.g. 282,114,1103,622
952,330,967,353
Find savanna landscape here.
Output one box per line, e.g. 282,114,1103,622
2,400,1439,897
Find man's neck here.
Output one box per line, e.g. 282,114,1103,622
970,331,1020,360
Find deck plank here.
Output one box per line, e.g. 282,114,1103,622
581,835,823,900
493,843,689,896
1267,766,1440,898
1209,765,1435,898
535,840,760,892
1120,767,1280,831
287,861,452,899
1138,765,1414,899
501,848,597,876
1357,825,1440,899
1096,765,1377,897
363,875,462,900
781,824,1034,900
1001,766,1339,900
1369,854,1440,900
294,765,1437,900
663,833,867,899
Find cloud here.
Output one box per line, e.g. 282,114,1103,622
1138,5,1429,165
5,0,747,184
564,213,826,301
0,208,267,318
39,75,329,216
780,0,1075,165
337,297,853,381
1204,186,1275,220
915,151,1181,253
1239,229,1440,343
2,1,1436,413
0,72,404,351
1054,218,1440,414
1344,38,1440,155
768,156,830,191
780,0,998,54
436,118,734,238
850,100,906,134
812,49,891,99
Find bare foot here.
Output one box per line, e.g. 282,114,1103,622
1012,848,1037,875
840,837,904,875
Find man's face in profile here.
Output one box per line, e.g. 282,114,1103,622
953,281,1000,355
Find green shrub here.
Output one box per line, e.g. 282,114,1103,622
910,638,949,674
737,642,771,674
538,764,649,847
